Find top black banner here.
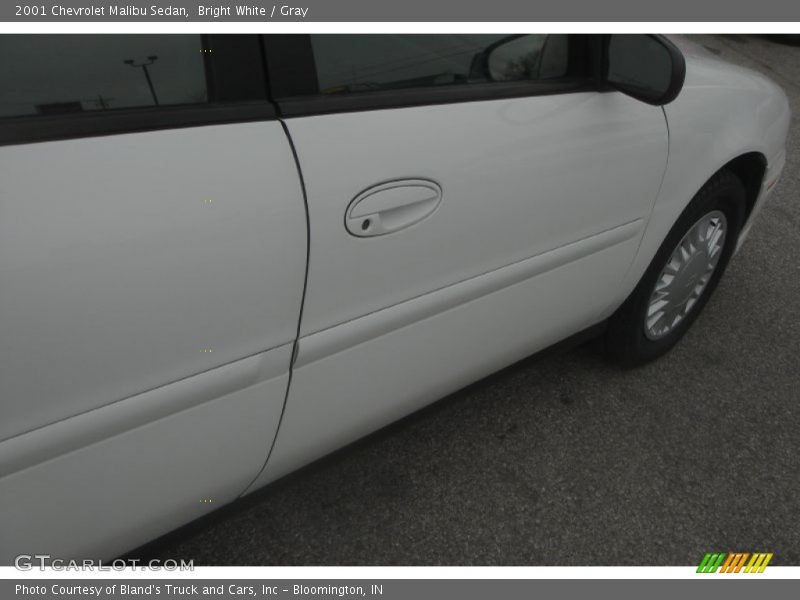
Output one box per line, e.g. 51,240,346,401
5,0,800,22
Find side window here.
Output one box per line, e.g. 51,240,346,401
0,35,266,118
308,34,579,95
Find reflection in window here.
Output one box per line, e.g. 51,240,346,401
310,34,571,95
0,35,208,117
488,35,569,82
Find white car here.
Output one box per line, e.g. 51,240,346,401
0,34,790,562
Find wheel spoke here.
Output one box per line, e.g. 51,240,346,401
693,221,706,249
707,220,723,253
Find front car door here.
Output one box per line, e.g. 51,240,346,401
250,34,669,488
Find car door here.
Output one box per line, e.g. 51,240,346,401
0,35,307,561
248,34,669,489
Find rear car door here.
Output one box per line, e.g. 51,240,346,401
0,35,306,560
251,34,670,486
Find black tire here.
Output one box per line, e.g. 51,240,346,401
605,169,746,366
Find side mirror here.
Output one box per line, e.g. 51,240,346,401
604,35,686,106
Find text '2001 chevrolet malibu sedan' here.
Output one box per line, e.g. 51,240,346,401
0,34,790,561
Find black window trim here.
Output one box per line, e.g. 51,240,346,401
263,34,601,119
0,35,277,147
0,101,276,147
274,79,597,118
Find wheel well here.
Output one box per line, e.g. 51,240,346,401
722,152,767,223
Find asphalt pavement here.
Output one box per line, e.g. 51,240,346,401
134,35,800,566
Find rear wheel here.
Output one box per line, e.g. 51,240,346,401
605,169,746,366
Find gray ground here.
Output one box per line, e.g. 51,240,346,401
138,35,800,565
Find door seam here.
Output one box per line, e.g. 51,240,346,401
241,118,311,495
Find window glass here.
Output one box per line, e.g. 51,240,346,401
488,35,570,81
310,34,573,95
0,35,258,118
